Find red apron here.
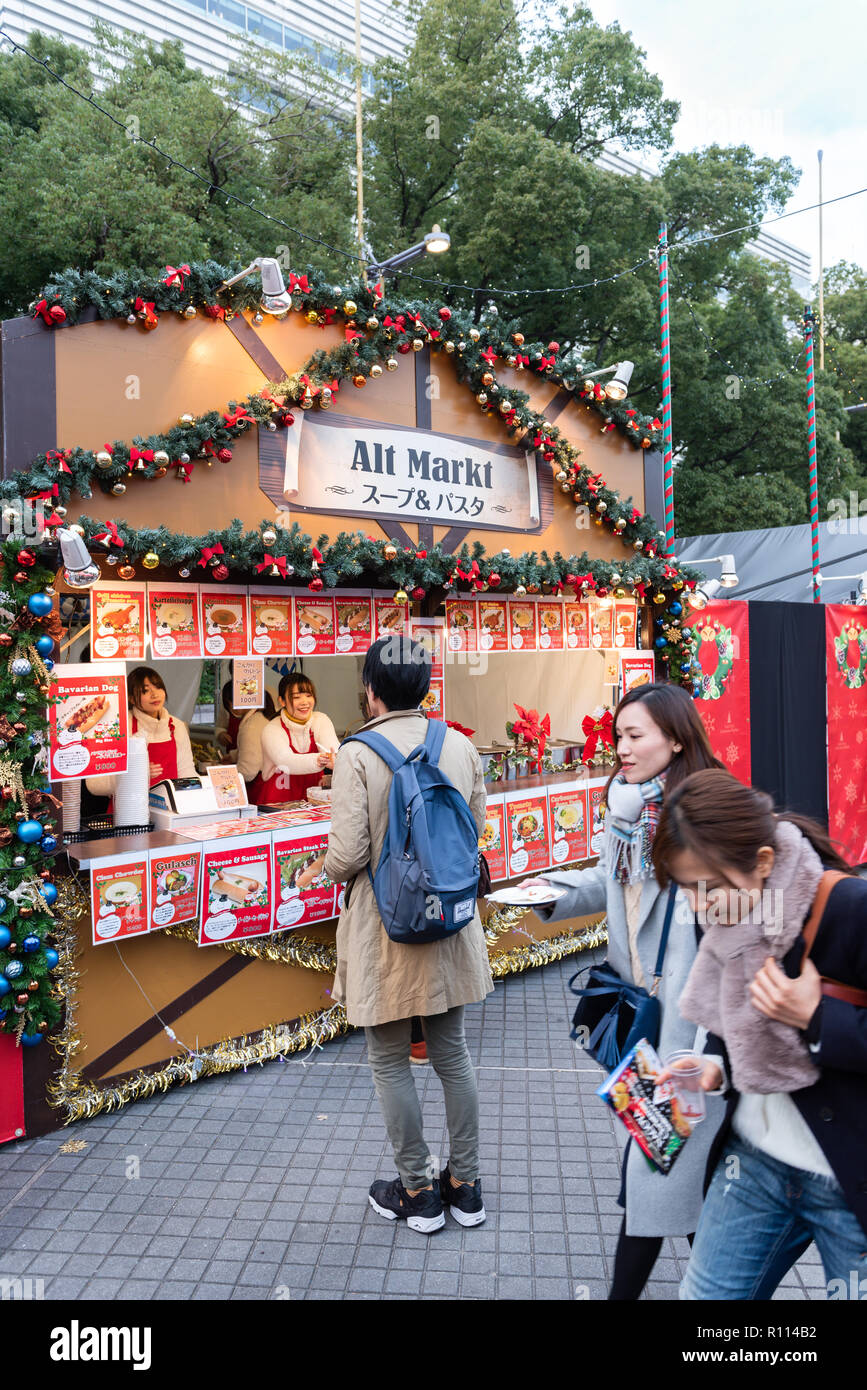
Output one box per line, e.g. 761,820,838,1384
225,712,241,752
133,713,179,787
257,717,321,804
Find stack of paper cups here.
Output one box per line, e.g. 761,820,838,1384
113,734,150,827
62,778,81,834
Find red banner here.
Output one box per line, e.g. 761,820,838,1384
0,1032,24,1143
826,604,867,863
690,599,751,784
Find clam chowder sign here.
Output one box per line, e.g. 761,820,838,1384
275,413,542,532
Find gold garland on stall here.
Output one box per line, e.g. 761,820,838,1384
45,870,606,1124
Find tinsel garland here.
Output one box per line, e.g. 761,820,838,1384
164,919,338,972
8,260,705,683
488,920,609,978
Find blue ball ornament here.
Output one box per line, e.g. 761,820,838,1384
0,926,10,950
4,959,24,981
0,897,7,916
681,627,692,640
680,663,691,673
654,636,667,650
44,947,59,970
20,1033,43,1047
43,658,55,673
40,882,58,906
22,935,41,953
40,835,58,853
0,976,10,998
27,593,53,617
16,819,44,844
668,601,683,616
35,634,54,656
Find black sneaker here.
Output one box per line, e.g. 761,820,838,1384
368,1176,445,1234
439,1163,486,1227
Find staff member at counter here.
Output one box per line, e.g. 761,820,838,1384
128,666,196,786
259,673,338,804
220,681,277,805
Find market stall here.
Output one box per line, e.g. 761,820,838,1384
0,262,703,1140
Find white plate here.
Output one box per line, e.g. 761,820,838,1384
486,884,566,906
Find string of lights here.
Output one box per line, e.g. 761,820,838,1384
6,28,867,307
817,326,866,408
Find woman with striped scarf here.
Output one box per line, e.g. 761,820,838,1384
530,683,726,1299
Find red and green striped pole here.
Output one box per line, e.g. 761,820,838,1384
804,306,821,603
658,224,675,546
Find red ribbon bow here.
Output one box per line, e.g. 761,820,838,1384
223,407,250,427
649,418,662,432
481,347,497,366
46,449,72,474
288,273,310,294
537,355,555,371
134,298,158,327
585,471,604,495
581,711,614,764
128,447,154,469
383,314,407,332
93,521,125,549
256,554,289,577
173,459,194,482
198,543,225,567
163,264,191,289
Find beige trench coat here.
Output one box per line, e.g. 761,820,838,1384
323,709,494,1027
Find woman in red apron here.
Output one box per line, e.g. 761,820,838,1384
219,682,277,805
127,667,197,786
259,673,338,804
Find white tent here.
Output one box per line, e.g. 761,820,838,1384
674,518,867,604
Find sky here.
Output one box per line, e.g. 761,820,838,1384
587,0,867,280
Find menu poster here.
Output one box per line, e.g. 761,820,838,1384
445,600,479,654
200,587,250,657
410,618,445,677
148,583,203,659
199,835,273,945
479,796,507,882
614,603,638,649
504,792,551,875
49,663,128,781
508,600,538,652
272,830,336,930
603,653,620,686
149,847,202,929
549,786,589,865
374,596,410,641
250,591,293,657
90,853,149,945
90,584,147,661
295,597,335,656
232,658,265,710
590,602,614,650
420,677,445,719
538,601,565,651
477,598,509,653
335,594,373,654
207,764,248,810
588,781,607,855
565,602,590,650
620,655,656,697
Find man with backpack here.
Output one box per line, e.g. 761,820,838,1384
324,635,493,1234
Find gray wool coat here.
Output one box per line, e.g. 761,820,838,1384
539,829,726,1237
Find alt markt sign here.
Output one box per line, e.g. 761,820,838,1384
258,412,547,534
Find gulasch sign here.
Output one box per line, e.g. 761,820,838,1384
259,411,547,534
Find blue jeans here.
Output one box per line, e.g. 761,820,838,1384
681,1135,867,1300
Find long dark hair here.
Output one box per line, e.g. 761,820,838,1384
653,768,852,886
604,682,723,803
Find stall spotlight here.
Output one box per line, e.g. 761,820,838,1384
221,257,293,315
580,360,634,401
367,225,451,279
689,555,739,591
58,528,100,588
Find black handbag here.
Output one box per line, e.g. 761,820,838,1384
568,882,677,1070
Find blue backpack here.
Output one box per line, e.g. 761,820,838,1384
342,719,480,944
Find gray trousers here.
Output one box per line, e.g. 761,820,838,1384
364,1005,480,1190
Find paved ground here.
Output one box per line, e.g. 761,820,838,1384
0,949,823,1301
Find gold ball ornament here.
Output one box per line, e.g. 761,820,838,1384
499,399,512,414
444,341,455,354
96,450,113,469
142,552,160,570
555,470,567,483
583,378,595,393
352,375,366,388
633,539,644,551
512,332,525,346
118,564,136,580
515,583,527,597
615,517,627,531
469,328,480,342
394,589,408,604
595,501,608,514
383,544,398,561
482,371,494,386
305,309,320,325
411,338,424,352
457,341,466,352
386,358,399,372
179,413,195,426
653,592,666,605
560,482,572,493
111,482,126,496
262,528,277,546
366,316,379,330
476,392,488,405
183,305,197,320
614,587,627,599
611,572,621,585
154,450,170,466
343,300,358,317
370,363,383,379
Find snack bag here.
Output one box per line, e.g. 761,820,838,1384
597,1039,692,1175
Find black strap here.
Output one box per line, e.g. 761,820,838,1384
651,882,678,984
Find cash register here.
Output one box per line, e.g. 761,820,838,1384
148,776,258,831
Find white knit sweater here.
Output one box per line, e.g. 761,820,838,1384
260,710,338,781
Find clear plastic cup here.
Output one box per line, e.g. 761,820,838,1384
664,1050,706,1125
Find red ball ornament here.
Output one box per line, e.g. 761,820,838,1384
50,305,67,324
211,563,229,581
0,634,11,647
278,412,295,428
411,586,425,601
308,575,323,592
488,573,501,587
397,342,412,354
16,993,29,1006
547,341,560,354
16,551,35,567
13,571,27,584
438,307,452,322
217,448,232,463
